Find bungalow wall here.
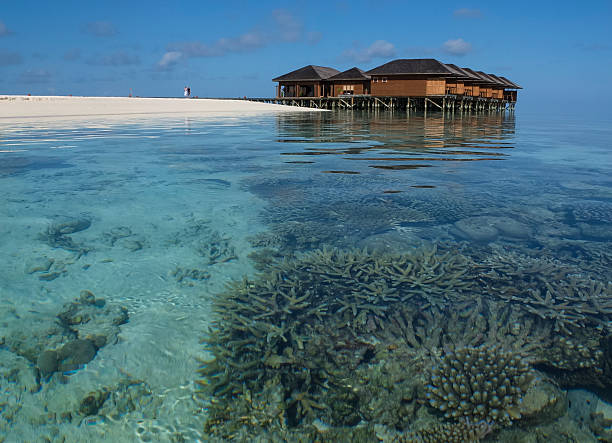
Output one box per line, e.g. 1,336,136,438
332,82,369,97
479,87,492,98
492,88,504,99
504,90,518,102
370,76,446,96
278,81,328,98
446,82,465,95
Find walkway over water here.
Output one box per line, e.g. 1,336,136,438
246,95,515,112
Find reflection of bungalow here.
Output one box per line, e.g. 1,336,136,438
272,65,339,98
365,59,457,96
328,67,371,96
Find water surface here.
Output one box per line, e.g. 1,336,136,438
0,110,610,442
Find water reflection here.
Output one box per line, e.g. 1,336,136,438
276,111,515,171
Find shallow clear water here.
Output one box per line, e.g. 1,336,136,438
0,110,611,442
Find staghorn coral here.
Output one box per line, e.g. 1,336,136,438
475,249,612,334
425,345,534,426
198,246,476,433
198,244,612,439
392,420,492,443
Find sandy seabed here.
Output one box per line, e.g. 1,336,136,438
0,97,317,442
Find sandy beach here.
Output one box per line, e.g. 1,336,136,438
0,95,319,119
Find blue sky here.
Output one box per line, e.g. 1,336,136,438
1,0,610,110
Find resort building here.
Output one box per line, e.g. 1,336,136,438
365,59,455,97
272,65,339,98
267,58,521,111
327,67,371,97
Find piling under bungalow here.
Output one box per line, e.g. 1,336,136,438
249,58,522,112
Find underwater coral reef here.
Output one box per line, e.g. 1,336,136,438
197,244,612,441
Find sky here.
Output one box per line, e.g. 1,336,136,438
1,0,611,111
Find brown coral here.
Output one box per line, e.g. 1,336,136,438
425,345,534,425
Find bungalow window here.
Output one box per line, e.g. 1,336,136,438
381,77,388,83
373,78,379,83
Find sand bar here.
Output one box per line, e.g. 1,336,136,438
0,95,319,119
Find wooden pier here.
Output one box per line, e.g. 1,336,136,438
246,95,515,112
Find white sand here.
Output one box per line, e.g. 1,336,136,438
0,95,320,119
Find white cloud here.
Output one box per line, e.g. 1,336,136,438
157,51,184,69
168,31,267,59
442,38,472,55
342,40,396,63
453,8,482,18
157,10,318,70
272,9,303,42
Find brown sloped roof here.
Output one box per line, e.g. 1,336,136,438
499,76,522,89
366,58,455,75
486,73,511,87
273,65,340,82
445,63,481,81
442,63,469,79
328,67,370,81
477,72,506,87
461,68,495,85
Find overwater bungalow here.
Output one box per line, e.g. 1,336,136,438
498,76,522,102
364,58,455,96
476,72,505,99
272,65,339,98
267,58,521,111
444,64,482,97
327,67,371,96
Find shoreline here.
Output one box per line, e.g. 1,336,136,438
0,95,322,119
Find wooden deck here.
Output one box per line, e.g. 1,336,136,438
246,95,515,112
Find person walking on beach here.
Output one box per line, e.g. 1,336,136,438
187,86,191,97
184,86,188,98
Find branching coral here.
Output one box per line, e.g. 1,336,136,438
425,345,534,426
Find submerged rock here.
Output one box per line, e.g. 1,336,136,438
4,290,128,381
57,290,128,344
51,217,92,235
453,216,531,243
36,350,59,378
56,339,98,372
79,389,110,416
454,217,499,242
519,378,568,426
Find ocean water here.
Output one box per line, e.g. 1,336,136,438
0,110,611,442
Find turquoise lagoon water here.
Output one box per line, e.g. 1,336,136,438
0,110,611,442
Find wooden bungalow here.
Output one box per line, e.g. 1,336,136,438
267,59,521,111
476,72,506,99
273,65,340,98
460,68,494,98
445,64,482,97
498,76,522,102
365,59,459,97
327,67,371,96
